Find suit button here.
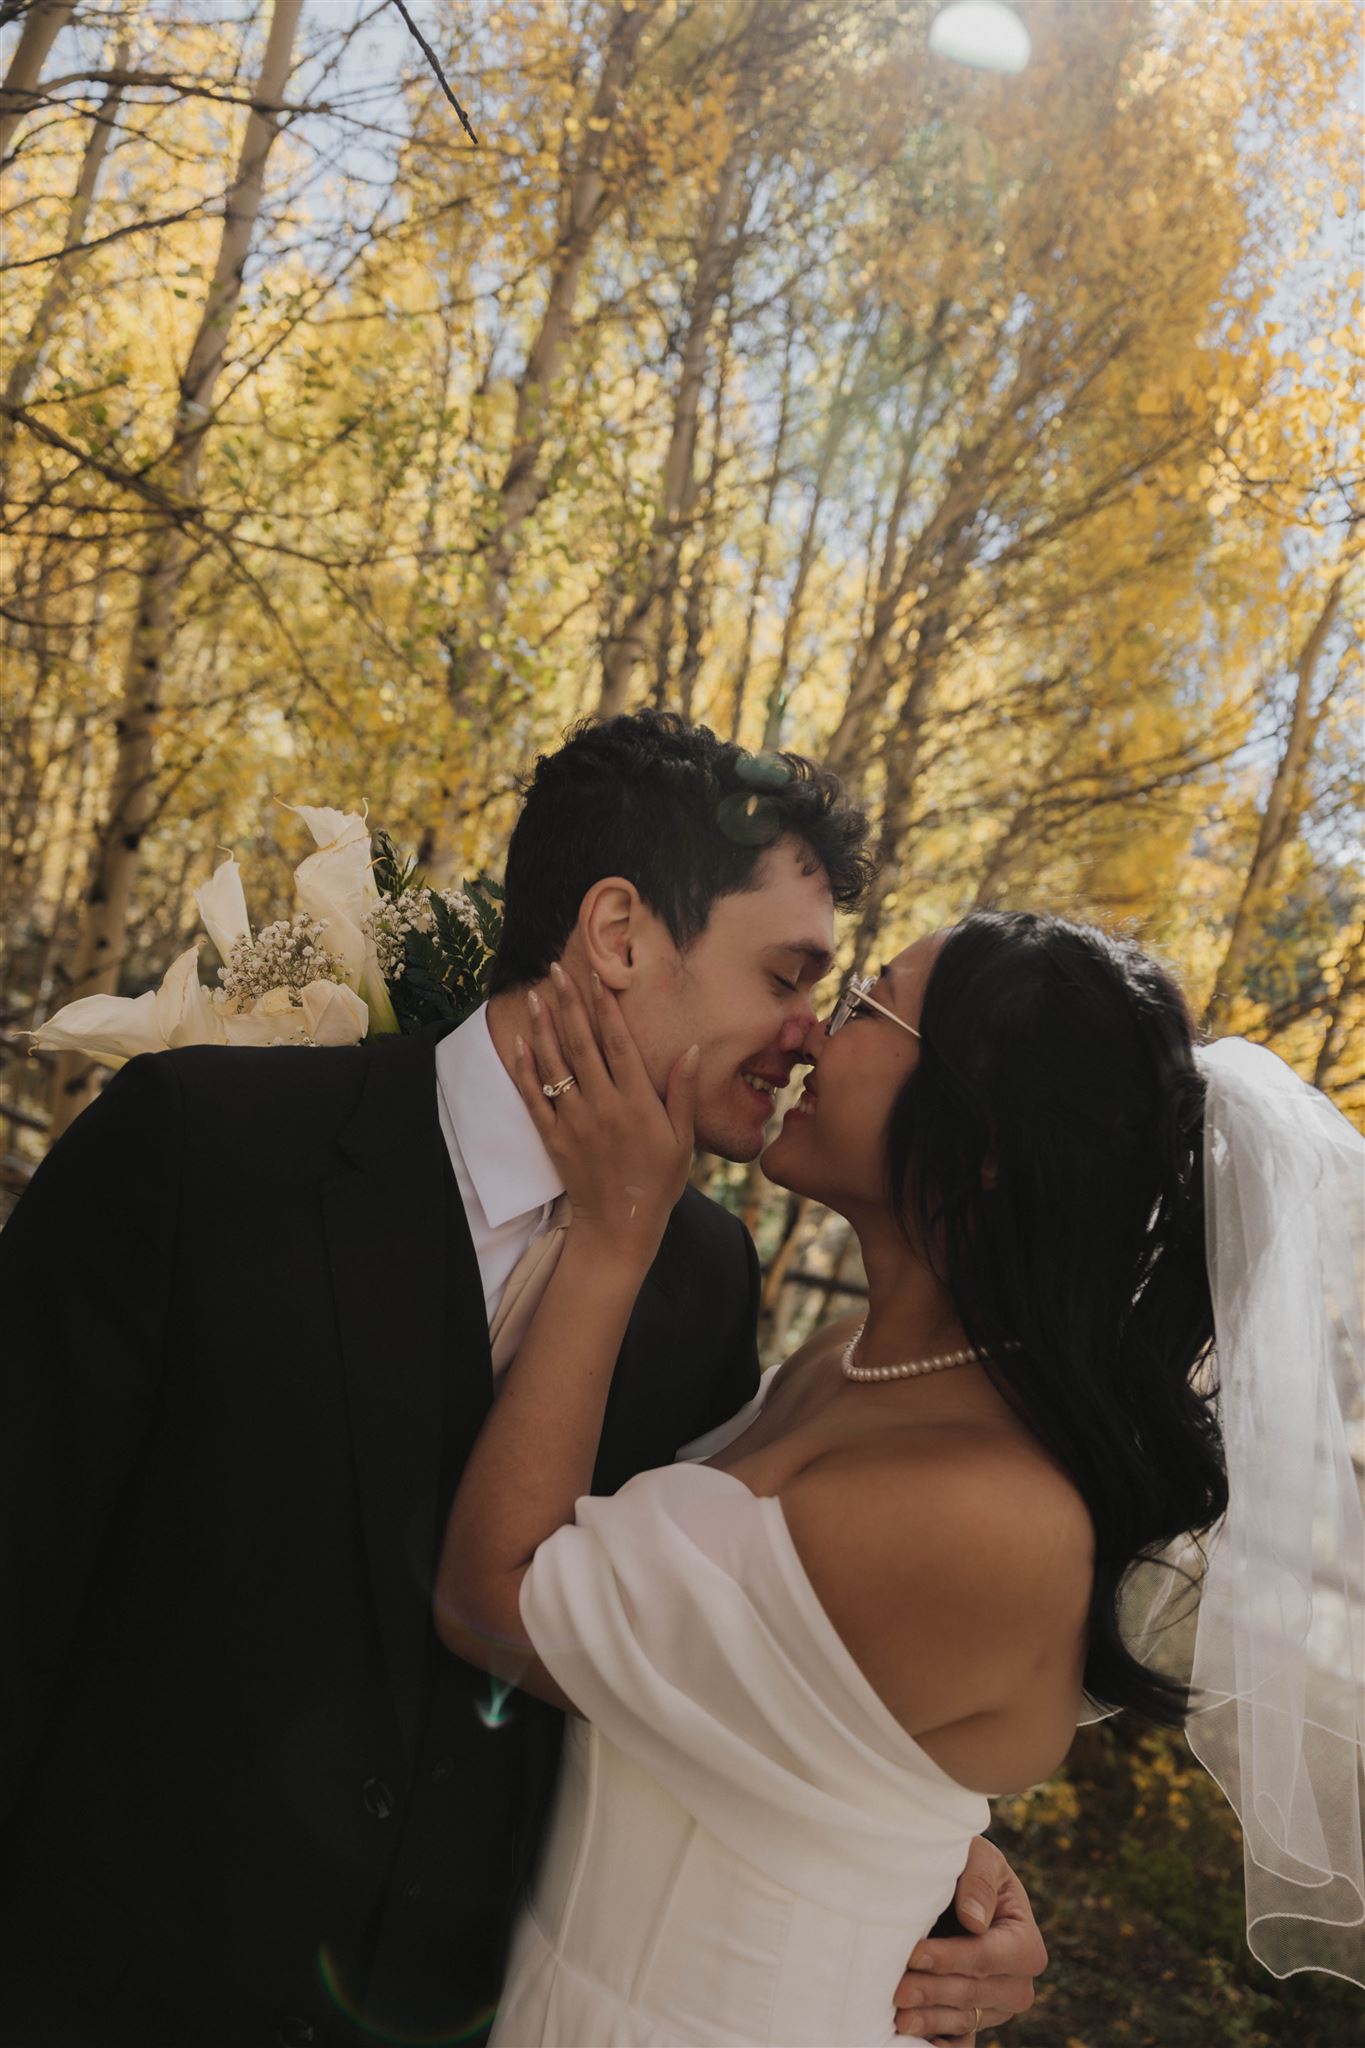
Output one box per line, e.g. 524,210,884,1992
403,1879,423,1903
431,1757,454,1783
277,2019,314,2046
363,1776,395,1819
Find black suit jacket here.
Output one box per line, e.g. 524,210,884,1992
0,1030,760,2047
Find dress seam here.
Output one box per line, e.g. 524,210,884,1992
626,1814,701,2009
554,1723,601,1953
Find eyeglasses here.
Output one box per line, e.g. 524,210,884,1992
825,970,921,1040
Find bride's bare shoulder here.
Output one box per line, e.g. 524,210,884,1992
777,1430,1093,1719
787,1428,1091,1593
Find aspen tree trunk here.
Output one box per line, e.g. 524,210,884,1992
2,543,57,899
812,1223,862,1326
0,0,74,160
1203,568,1349,1037
50,0,303,1137
823,492,974,791
822,331,1043,788
758,374,859,751
450,0,657,716
29,721,94,1029
1,38,129,487
656,303,733,720
596,134,748,719
729,304,796,742
847,538,971,966
761,1194,813,1314
1313,914,1365,1091
5,529,113,916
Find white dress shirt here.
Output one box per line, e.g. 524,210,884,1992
435,1003,565,1325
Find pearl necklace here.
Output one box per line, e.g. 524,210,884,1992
840,1325,1013,1383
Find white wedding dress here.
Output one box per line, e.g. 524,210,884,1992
488,1384,990,2047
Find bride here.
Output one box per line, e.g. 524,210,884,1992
434,909,1364,2045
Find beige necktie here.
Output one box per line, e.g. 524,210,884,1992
487,1194,573,1381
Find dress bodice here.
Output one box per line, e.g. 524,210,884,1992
488,1376,989,2046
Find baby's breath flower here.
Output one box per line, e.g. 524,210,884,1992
440,889,484,939
217,916,346,1011
363,887,434,984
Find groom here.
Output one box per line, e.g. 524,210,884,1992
0,711,1044,2047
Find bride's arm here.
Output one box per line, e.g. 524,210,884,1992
434,1231,646,1703
433,968,697,1704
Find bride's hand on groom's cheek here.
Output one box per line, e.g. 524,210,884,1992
513,962,699,1256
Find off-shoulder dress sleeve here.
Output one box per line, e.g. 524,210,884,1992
518,1462,989,1917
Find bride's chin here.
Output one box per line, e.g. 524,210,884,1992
760,1133,817,1198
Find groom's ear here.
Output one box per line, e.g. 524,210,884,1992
580,877,641,992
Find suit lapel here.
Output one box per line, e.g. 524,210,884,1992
595,1215,693,1490
322,1029,471,1763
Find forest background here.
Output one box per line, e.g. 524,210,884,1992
1,1,1362,2042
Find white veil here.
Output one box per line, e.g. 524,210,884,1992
1128,1038,1364,1983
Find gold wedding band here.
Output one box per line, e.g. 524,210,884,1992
972,2009,983,2035
542,1074,577,1098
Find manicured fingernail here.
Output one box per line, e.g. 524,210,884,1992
908,1946,932,1971
514,1035,526,1059
527,989,541,1016
684,1043,700,1072
550,962,566,986
591,970,601,989
962,1898,989,1926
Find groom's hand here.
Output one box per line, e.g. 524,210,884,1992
893,1837,1045,2043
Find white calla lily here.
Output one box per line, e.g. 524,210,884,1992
195,856,251,965
282,800,398,1033
28,988,166,1068
216,981,367,1048
30,799,409,1072
216,985,300,1048
30,943,218,1067
152,941,223,1047
300,979,369,1044
284,803,376,983
358,935,400,1035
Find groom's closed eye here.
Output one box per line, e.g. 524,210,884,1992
769,945,834,985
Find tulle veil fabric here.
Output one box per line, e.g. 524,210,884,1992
1124,1038,1364,1984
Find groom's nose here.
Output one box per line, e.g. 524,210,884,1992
777,1006,817,1054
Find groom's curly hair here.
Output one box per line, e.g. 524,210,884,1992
488,711,873,994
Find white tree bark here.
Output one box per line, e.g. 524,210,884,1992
0,0,75,161
452,1,658,716
1204,564,1350,1036
1313,914,1365,1091
597,132,748,719
51,0,304,1136
821,329,1045,789
2,35,129,449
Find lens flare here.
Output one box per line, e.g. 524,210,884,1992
477,1677,516,1729
716,791,780,846
734,749,792,792
318,1945,500,2045
928,1,1031,74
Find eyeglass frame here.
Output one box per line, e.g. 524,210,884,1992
825,969,921,1041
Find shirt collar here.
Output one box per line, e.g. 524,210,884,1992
435,1002,564,1226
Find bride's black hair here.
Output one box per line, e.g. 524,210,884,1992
887,910,1226,1724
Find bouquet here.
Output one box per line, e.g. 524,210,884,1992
30,804,503,1067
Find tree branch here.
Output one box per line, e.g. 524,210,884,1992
387,0,478,145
